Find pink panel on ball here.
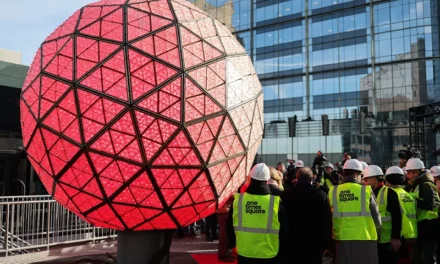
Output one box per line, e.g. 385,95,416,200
184,79,222,122
42,36,70,68
26,129,46,163
80,8,123,42
20,101,37,148
188,172,215,203
150,213,176,229
153,131,200,166
186,115,223,162
127,7,152,41
87,204,124,229
112,204,149,229
42,90,81,143
76,36,120,79
209,162,231,195
149,0,174,20
59,154,93,189
81,50,127,101
210,117,244,163
172,205,198,227
136,77,181,121
219,156,246,205
78,6,119,30
54,185,84,216
40,76,71,118
72,192,102,213
45,133,80,175
22,77,40,118
45,38,74,81
194,201,216,218
135,111,178,160
180,26,223,69
132,26,180,68
171,0,207,21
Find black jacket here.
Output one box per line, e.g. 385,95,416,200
227,179,287,264
269,184,283,196
280,181,332,263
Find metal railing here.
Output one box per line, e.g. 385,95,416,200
0,196,117,257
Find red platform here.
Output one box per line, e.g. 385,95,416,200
191,254,237,264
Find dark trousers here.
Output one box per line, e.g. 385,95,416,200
206,213,218,239
378,243,399,264
411,243,437,264
217,213,229,258
284,248,322,264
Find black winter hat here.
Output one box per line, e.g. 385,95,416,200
385,173,405,185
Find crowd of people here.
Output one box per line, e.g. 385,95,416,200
175,151,440,264
180,151,440,264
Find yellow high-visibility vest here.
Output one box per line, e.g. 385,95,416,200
377,187,417,242
329,183,377,241
232,193,280,258
411,183,439,222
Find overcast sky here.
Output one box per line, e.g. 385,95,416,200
0,0,96,66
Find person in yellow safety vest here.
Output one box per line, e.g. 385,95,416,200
329,159,381,264
428,166,440,261
320,163,339,195
362,165,385,199
362,165,394,264
405,158,440,264
375,166,418,264
232,163,285,264
323,163,336,186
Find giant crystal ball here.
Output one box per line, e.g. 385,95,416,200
20,0,263,230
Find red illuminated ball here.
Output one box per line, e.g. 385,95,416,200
20,0,263,230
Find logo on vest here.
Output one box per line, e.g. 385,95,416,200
245,201,266,214
339,190,359,202
400,194,413,203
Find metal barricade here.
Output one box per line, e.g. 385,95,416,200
0,198,117,256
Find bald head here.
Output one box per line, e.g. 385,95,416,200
296,167,313,183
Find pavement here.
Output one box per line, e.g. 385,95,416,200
0,233,333,264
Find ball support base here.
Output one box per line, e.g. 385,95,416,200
117,230,174,264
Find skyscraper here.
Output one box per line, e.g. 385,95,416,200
192,0,440,166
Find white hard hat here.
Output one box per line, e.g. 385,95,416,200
404,158,425,171
360,161,368,170
324,163,334,170
343,159,363,172
385,166,404,176
295,160,304,168
250,163,270,181
430,166,440,177
363,165,384,179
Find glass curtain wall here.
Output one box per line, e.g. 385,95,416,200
190,0,440,167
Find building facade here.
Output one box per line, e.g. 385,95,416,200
0,50,47,195
192,0,440,167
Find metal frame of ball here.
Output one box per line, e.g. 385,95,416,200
21,1,263,230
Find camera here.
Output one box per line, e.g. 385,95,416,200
433,148,440,156
313,151,328,167
397,144,421,160
286,159,296,179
